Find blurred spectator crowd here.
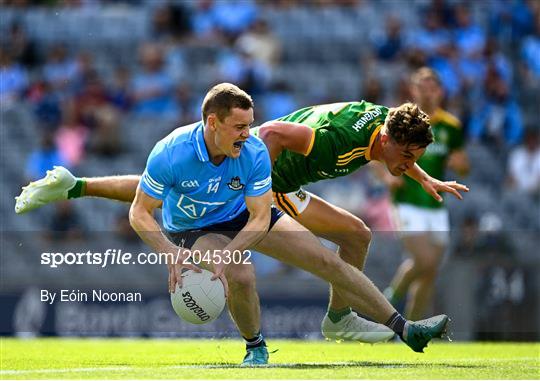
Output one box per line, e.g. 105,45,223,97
1,0,539,281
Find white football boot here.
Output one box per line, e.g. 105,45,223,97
15,166,76,214
321,312,395,343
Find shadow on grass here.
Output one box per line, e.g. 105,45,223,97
175,361,484,369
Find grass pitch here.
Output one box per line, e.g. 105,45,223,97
1,338,538,379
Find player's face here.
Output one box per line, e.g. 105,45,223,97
213,107,254,159
382,136,425,176
411,78,443,111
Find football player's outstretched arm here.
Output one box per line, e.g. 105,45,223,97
258,121,314,163
405,163,469,202
129,185,199,291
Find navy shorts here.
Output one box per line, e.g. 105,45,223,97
166,206,284,249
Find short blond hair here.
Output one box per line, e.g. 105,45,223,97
201,83,254,123
385,102,433,148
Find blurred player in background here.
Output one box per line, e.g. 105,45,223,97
381,67,470,320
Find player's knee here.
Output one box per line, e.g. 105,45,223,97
349,217,371,245
335,217,371,248
227,267,256,292
355,219,372,246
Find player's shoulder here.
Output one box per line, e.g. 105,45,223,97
151,122,201,161
352,101,389,124
334,100,387,135
356,100,388,112
244,133,268,157
434,108,461,129
162,122,201,146
160,122,201,153
322,100,387,114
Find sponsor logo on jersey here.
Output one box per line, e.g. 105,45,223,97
177,195,225,219
351,108,383,132
227,176,245,191
181,180,200,188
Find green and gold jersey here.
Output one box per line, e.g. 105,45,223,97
393,108,464,209
254,101,387,193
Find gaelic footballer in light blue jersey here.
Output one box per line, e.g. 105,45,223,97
140,121,272,232
129,83,283,300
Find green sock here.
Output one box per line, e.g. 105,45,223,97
327,307,352,323
67,179,86,199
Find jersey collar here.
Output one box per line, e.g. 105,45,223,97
365,124,382,161
193,122,210,162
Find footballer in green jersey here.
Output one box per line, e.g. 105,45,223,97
271,101,387,193
253,100,465,218
253,97,467,334
251,100,388,215
385,68,470,321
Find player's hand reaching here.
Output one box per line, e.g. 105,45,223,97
167,248,201,293
421,177,469,202
211,260,229,299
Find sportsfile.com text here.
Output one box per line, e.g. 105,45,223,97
40,249,252,268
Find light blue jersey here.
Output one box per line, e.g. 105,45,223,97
140,122,272,232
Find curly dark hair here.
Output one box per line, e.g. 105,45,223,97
385,102,433,148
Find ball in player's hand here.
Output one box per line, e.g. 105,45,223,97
170,269,226,324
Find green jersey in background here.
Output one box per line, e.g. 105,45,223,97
393,108,464,209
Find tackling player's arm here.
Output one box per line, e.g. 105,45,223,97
405,163,469,202
258,121,314,162
129,185,200,292
211,190,272,280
